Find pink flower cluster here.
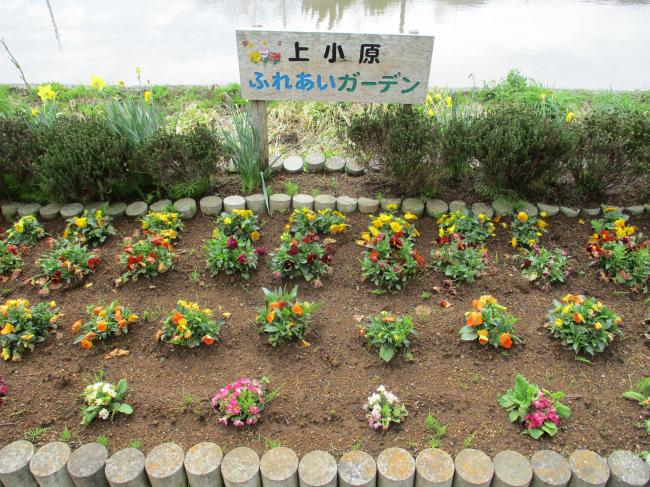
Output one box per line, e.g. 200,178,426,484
524,392,560,429
0,376,7,406
211,377,265,428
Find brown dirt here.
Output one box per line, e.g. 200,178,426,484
0,210,649,459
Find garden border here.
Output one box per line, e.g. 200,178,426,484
0,440,648,487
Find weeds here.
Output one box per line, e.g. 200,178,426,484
25,426,48,442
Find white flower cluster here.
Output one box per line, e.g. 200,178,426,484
83,381,117,408
363,385,406,431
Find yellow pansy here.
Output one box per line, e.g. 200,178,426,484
1,324,15,335
223,217,232,225
386,204,398,211
14,221,24,233
554,318,563,327
594,322,603,330
510,238,517,247
517,212,528,222
390,221,403,233
75,217,87,228
404,212,417,220
361,232,371,242
369,226,379,237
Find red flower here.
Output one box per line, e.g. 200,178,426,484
369,250,379,262
436,236,450,245
321,253,332,264
412,250,425,267
51,270,61,282
226,236,238,250
87,257,101,269
237,253,247,264
287,244,299,256
306,252,317,264
302,232,315,244
389,236,403,249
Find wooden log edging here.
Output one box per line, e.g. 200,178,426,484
1,196,648,224
1,441,649,487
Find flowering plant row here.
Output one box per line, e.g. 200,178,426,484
270,231,333,287
140,206,184,241
364,385,408,431
63,207,116,247
81,374,132,426
214,209,261,242
498,374,571,439
116,234,174,286
509,211,548,249
205,233,266,281
0,299,60,361
72,301,138,350
211,377,267,427
359,311,415,362
255,286,318,347
34,239,100,293
461,295,519,350
4,215,46,246
157,300,225,348
288,208,348,235
547,293,622,356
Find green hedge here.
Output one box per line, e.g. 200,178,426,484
0,116,227,203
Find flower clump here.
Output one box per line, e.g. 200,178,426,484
586,209,649,293
255,286,318,347
116,234,174,285
0,299,60,361
519,246,570,290
205,233,266,281
359,210,425,291
157,300,225,348
63,207,116,246
509,211,548,249
460,295,520,349
431,241,488,283
288,208,348,235
211,377,267,427
72,301,138,350
270,231,333,287
359,311,415,362
81,376,132,426
547,293,622,356
498,375,571,439
214,209,261,242
4,215,46,246
140,206,184,241
364,385,408,431
436,210,495,246
35,239,101,292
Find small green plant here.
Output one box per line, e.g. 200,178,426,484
425,413,447,448
25,426,48,442
284,180,300,197
431,243,487,283
221,108,264,193
103,96,160,147
205,233,264,281
351,439,362,451
264,437,282,449
364,385,408,431
129,439,142,449
623,376,650,435
62,206,116,247
4,215,46,246
96,435,109,448
463,431,476,448
519,246,570,290
59,424,71,443
270,232,333,286
81,373,133,426
436,210,495,246
359,311,416,362
179,393,195,412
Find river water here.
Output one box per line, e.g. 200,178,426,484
1,0,649,90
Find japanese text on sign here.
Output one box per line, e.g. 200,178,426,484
236,30,434,103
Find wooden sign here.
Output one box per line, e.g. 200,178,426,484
236,30,434,104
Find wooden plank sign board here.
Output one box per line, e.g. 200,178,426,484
236,30,434,104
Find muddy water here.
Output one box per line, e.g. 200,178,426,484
0,0,649,89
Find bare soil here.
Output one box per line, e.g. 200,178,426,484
0,208,648,458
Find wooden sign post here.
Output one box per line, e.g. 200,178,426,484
235,30,435,169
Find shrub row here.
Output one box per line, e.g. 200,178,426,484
347,104,650,201
0,116,227,203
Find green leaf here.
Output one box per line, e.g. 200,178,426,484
527,428,544,440
541,421,557,436
460,333,477,341
514,375,531,401
379,346,395,362
115,379,128,396
114,403,133,415
623,391,645,402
